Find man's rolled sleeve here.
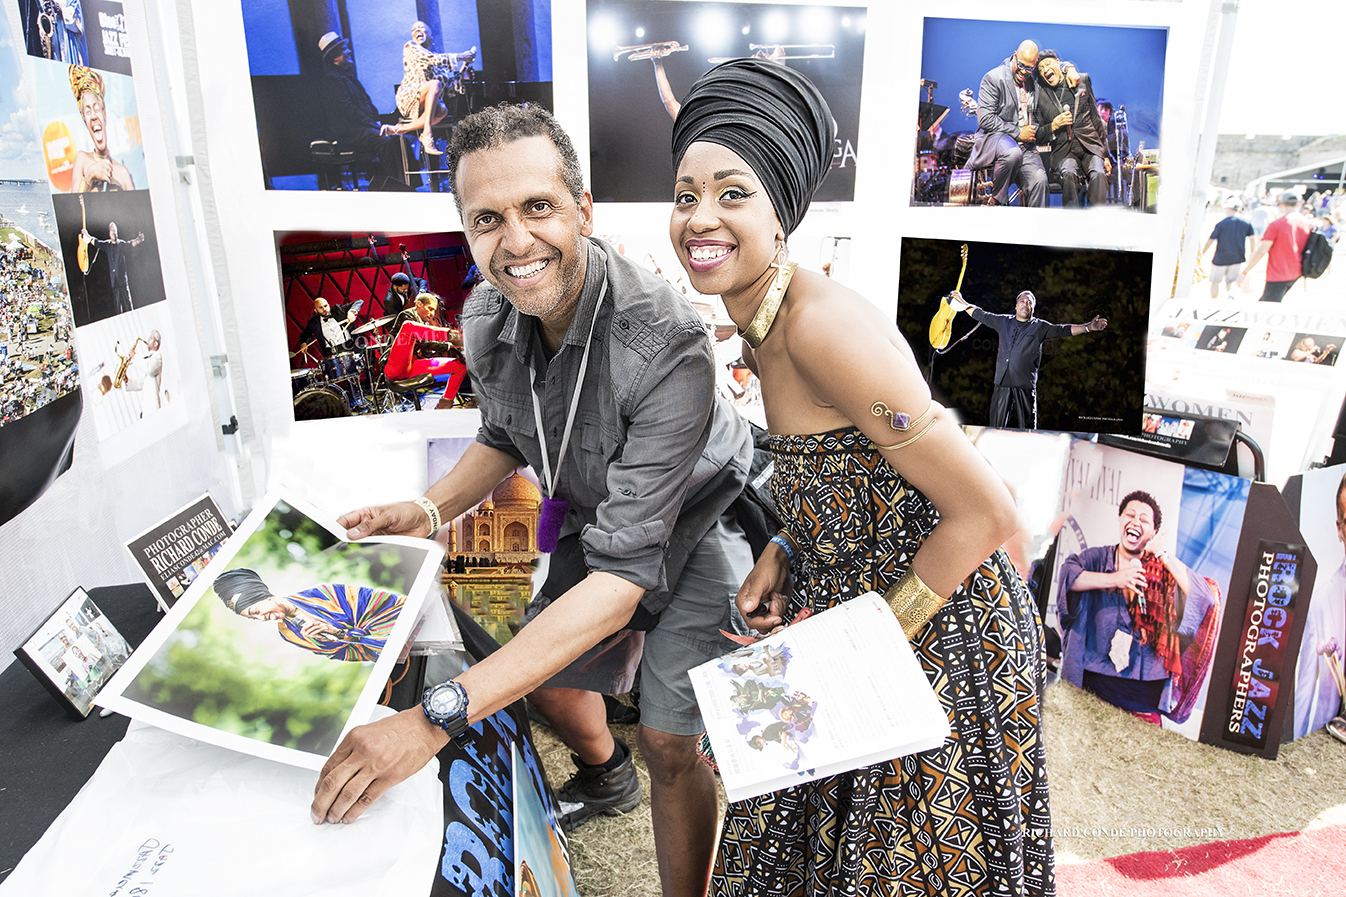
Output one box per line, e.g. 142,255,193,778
580,325,716,591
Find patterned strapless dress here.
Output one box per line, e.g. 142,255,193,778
710,428,1055,897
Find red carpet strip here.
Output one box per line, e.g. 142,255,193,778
1057,823,1346,896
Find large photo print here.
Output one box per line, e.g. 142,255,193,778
97,492,443,769
914,17,1167,210
587,0,864,203
241,0,553,191
1047,441,1248,742
896,237,1149,434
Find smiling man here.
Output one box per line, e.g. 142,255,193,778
311,103,753,897
966,39,1048,206
1057,491,1219,724
1034,51,1110,208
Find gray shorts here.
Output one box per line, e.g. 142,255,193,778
525,513,752,736
1210,263,1240,285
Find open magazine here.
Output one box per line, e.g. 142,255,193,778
689,592,950,803
97,488,446,770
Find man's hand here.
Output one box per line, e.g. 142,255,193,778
1104,157,1112,176
1018,125,1036,143
947,290,970,312
1087,315,1108,332
339,501,431,539
311,708,449,824
1063,64,1081,88
735,545,790,633
1052,110,1073,130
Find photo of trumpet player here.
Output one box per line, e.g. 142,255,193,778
587,0,864,202
913,17,1167,210
896,237,1149,434
278,230,478,419
240,0,552,191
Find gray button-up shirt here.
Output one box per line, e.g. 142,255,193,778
462,238,751,615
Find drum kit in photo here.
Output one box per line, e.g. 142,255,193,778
290,314,396,415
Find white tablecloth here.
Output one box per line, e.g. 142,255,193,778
1,708,443,897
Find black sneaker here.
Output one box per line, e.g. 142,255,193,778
555,747,642,831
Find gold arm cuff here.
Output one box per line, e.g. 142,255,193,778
871,415,938,451
883,567,948,639
871,399,936,433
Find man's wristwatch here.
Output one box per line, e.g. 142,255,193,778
421,679,470,738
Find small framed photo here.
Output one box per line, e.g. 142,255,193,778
14,588,131,720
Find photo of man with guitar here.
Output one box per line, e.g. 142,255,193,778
898,237,1148,434
52,189,165,327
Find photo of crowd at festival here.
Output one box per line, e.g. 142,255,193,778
0,217,77,427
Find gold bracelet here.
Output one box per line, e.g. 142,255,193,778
872,415,938,451
883,567,948,638
413,496,441,534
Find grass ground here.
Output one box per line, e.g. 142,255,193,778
533,682,1346,894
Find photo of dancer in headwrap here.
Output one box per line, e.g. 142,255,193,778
68,65,135,192
213,567,406,663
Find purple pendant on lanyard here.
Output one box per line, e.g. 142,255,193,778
530,275,607,554
537,495,569,553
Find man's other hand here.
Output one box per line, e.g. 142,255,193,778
310,708,449,825
339,501,431,540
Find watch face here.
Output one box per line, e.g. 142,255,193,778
429,683,462,717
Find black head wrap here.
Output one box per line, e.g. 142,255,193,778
214,568,273,614
671,59,836,236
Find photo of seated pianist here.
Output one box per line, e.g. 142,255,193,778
382,291,468,407
241,0,554,192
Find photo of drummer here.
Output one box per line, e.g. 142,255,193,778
278,230,475,419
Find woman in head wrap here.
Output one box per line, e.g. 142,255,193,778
669,59,1054,896
213,568,406,663
68,65,134,192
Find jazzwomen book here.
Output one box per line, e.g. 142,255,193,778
688,592,950,803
